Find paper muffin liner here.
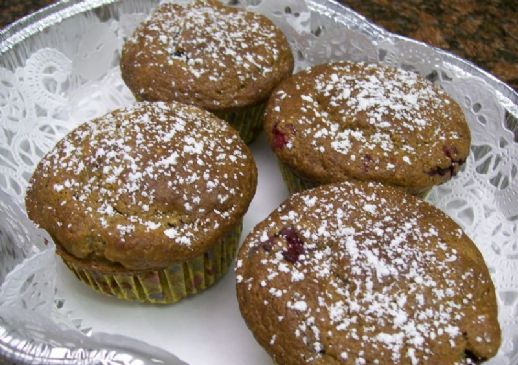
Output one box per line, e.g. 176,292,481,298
134,95,265,144
59,222,242,304
277,159,319,194
415,189,430,199
278,159,431,198
214,102,266,144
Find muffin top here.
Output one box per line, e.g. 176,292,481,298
264,62,471,194
26,102,257,270
236,181,500,365
121,0,294,111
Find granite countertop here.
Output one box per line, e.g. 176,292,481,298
0,0,516,91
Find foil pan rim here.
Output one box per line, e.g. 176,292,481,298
0,0,516,112
0,0,517,364
0,0,119,54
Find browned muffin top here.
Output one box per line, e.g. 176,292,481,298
265,62,471,194
121,0,294,111
26,102,257,270
237,182,500,365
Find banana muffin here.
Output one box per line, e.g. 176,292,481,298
121,0,294,143
236,181,500,365
264,62,471,195
26,101,257,304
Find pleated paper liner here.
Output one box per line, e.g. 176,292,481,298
278,160,430,199
58,222,242,304
133,95,265,145
213,102,266,144
277,160,318,195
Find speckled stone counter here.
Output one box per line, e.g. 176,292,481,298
340,0,518,91
0,0,517,91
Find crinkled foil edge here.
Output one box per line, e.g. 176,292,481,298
1,0,518,364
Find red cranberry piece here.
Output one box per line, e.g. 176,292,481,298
427,165,451,177
279,226,305,263
282,249,300,263
427,160,465,177
443,144,458,159
427,145,465,177
261,238,274,252
272,123,288,149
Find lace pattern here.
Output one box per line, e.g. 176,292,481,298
0,0,517,363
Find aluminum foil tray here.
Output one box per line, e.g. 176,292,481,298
1,0,517,364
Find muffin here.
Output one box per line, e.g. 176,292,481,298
121,0,294,144
264,61,471,195
236,181,500,365
26,101,257,304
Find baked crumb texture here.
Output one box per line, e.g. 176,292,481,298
121,0,294,143
237,181,500,365
26,101,257,270
26,101,257,303
265,62,471,195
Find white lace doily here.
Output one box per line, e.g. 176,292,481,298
0,0,517,364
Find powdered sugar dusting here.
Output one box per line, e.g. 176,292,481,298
123,0,289,109
237,181,496,364
268,62,468,184
29,101,254,269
